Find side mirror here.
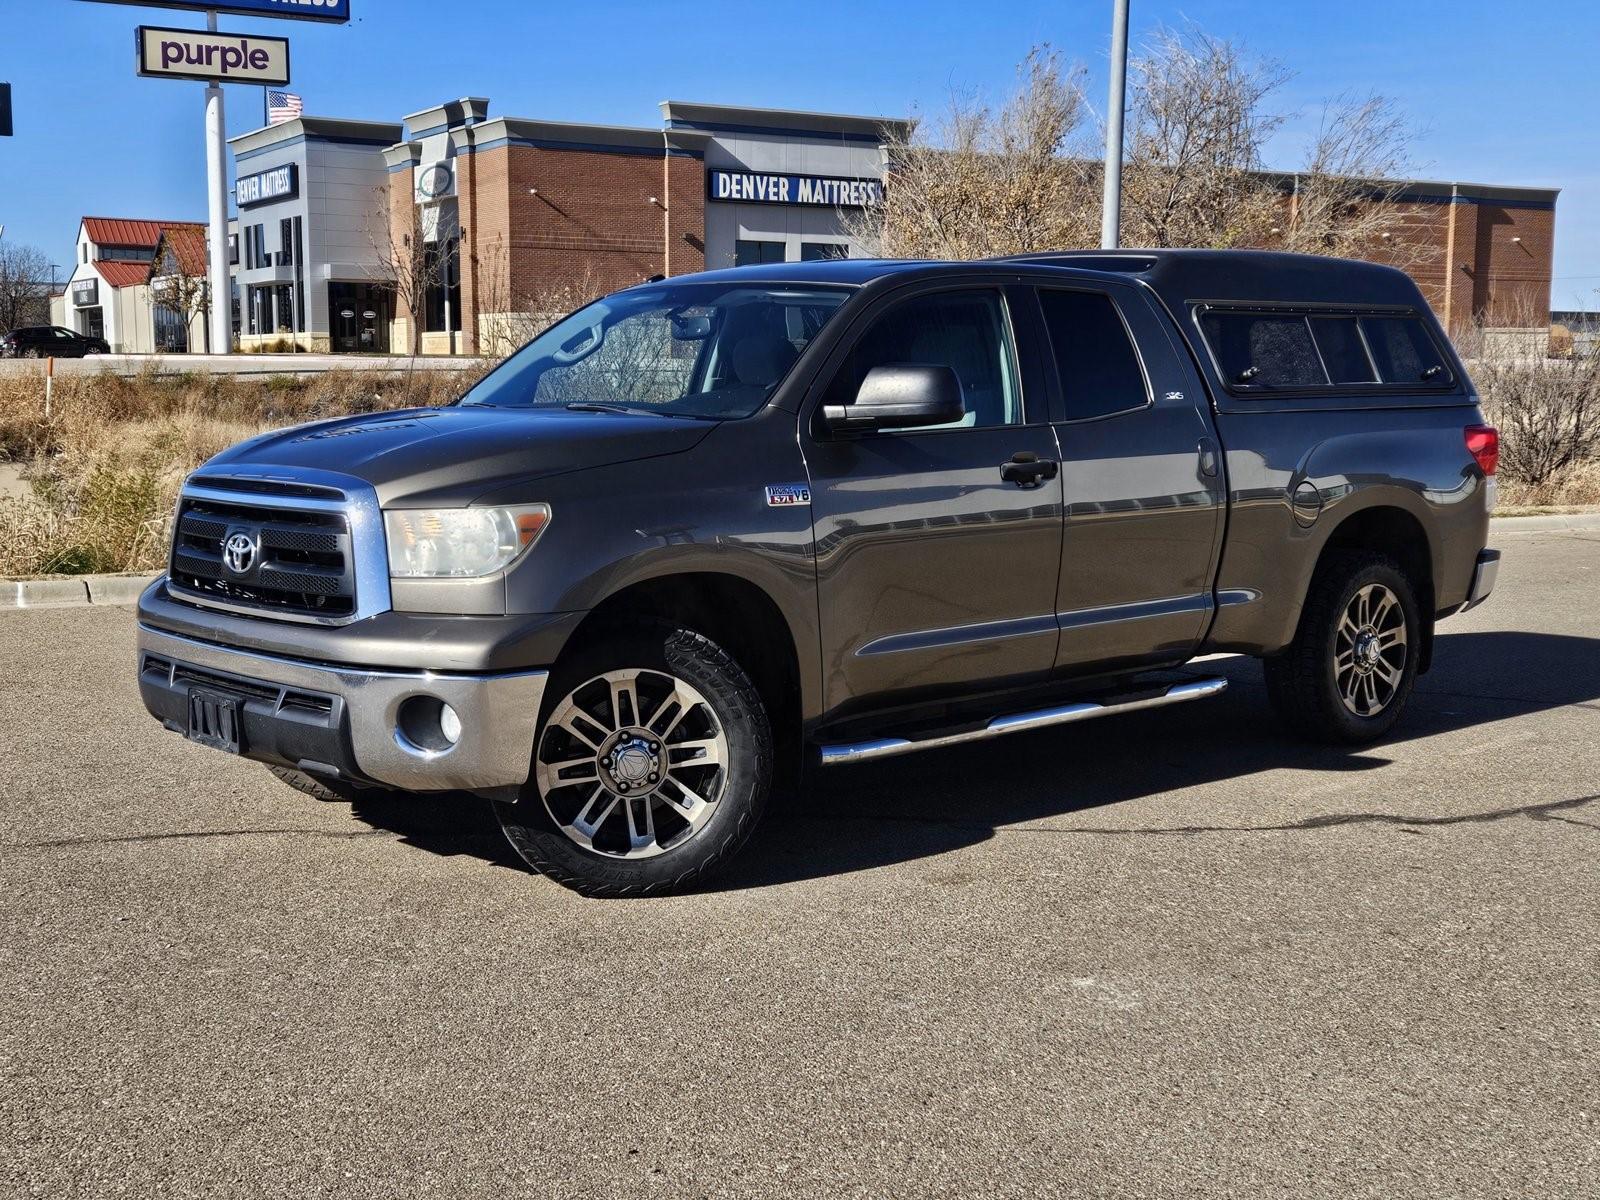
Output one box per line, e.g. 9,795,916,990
823,363,965,433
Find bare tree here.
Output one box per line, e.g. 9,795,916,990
863,27,1421,268
1280,94,1429,269
369,190,444,356
0,239,55,333
150,242,211,353
1120,27,1288,249
856,48,1099,260
471,234,610,358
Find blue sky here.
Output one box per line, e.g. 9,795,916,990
3,0,1596,308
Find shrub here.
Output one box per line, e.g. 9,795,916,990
1477,357,1600,489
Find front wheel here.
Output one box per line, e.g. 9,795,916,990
495,625,772,897
1265,551,1421,744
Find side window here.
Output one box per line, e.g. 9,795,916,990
835,290,1023,430
1362,316,1451,384
1200,312,1324,387
1310,317,1376,384
1201,309,1454,392
1037,289,1149,420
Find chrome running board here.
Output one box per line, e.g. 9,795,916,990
817,677,1228,766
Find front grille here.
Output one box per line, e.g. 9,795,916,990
168,494,357,620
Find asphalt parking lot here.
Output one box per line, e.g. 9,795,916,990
1,526,1596,1199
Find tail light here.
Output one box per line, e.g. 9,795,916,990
1465,424,1499,476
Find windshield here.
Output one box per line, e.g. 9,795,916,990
460,283,852,419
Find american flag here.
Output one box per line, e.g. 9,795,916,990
267,91,304,126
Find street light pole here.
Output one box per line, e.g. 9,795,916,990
204,10,232,355
1100,0,1131,249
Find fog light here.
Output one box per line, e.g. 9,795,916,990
439,703,462,746
396,696,461,756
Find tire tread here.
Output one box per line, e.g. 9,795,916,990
1264,549,1418,745
497,625,772,898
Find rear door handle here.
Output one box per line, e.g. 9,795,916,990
1001,453,1059,488
1198,437,1220,478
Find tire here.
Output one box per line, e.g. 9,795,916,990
267,764,372,803
495,624,773,897
1265,551,1421,744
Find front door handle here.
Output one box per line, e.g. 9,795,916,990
1000,453,1059,488
1198,437,1220,478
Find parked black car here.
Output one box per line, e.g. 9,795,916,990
137,250,1500,896
0,325,110,358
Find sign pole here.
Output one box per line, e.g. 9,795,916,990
203,10,231,354
1100,0,1130,250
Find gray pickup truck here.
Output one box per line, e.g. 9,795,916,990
137,250,1500,895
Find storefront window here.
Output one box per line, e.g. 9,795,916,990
735,240,786,266
329,282,393,354
155,304,189,354
801,242,849,261
276,285,295,337
423,238,462,335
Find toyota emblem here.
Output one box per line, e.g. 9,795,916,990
223,531,259,575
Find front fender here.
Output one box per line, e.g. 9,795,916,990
479,413,824,720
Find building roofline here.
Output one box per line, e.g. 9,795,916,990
660,99,912,141
1257,170,1559,205
403,97,491,136
464,117,710,156
229,116,407,154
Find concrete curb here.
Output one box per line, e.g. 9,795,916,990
1490,513,1600,533
3,574,151,611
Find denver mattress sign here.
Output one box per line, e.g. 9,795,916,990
707,170,884,208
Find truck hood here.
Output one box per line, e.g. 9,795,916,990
202,406,718,506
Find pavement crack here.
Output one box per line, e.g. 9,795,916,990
816,793,1600,839
1009,792,1600,837
1,827,389,852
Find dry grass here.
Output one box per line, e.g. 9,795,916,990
1495,459,1600,509
0,364,487,577
2,350,1596,577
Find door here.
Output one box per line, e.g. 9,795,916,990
805,286,1064,715
51,327,86,358
1032,284,1225,673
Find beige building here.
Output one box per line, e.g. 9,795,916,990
57,217,213,354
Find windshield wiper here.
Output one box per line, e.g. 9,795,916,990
565,402,638,414
564,402,713,420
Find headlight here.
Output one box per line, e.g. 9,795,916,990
384,505,551,578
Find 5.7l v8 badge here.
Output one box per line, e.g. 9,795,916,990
765,484,812,507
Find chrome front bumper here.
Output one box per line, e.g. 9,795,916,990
137,623,547,793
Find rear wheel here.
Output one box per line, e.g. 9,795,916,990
1265,551,1420,744
496,625,772,897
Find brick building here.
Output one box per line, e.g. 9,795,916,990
379,98,908,355
1339,179,1559,335
225,96,1557,356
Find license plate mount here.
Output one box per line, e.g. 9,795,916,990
187,689,243,755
